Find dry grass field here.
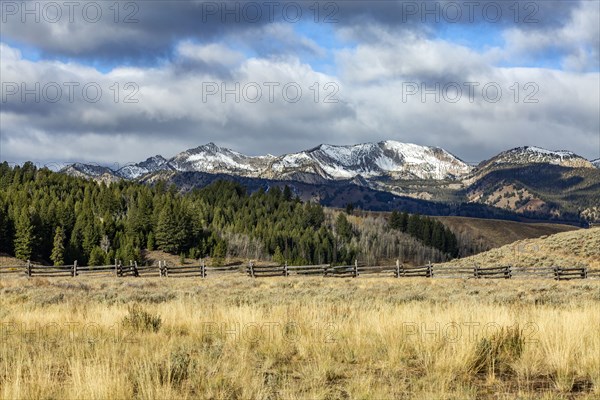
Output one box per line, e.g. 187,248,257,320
1,275,599,399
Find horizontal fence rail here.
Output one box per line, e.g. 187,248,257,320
1,259,598,281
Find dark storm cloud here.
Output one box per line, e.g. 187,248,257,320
0,0,329,63
0,0,584,64
334,0,579,30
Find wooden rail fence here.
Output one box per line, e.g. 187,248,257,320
1,260,598,281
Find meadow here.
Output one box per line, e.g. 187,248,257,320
1,276,599,399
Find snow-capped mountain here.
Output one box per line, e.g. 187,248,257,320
169,143,274,176
60,142,594,187
116,155,171,179
61,163,116,178
268,141,471,180
592,159,600,169
478,146,595,170
165,141,471,181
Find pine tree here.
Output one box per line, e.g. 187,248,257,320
155,205,179,253
273,245,285,264
399,212,409,232
88,246,106,266
335,213,353,243
14,208,33,261
212,240,227,259
345,203,355,215
407,214,421,237
212,239,227,267
282,185,292,201
50,226,65,266
147,231,155,251
389,210,401,229
0,202,12,254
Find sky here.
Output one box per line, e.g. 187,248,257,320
1,0,599,167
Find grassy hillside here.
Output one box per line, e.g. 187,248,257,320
435,216,580,256
442,228,600,269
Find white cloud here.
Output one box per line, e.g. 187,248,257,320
500,1,599,72
335,25,491,83
176,41,245,66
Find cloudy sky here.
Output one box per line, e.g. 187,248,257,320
1,0,599,166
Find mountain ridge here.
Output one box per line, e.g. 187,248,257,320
62,140,479,182
59,141,600,224
61,142,597,182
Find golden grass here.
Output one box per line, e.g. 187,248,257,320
1,276,599,399
442,227,600,270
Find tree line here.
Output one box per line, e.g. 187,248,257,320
0,162,460,266
388,210,459,258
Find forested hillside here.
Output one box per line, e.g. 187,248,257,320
0,162,457,266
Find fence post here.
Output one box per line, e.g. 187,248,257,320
505,265,511,279
158,261,163,277
353,259,358,278
474,265,480,279
164,261,168,277
250,261,255,278
27,260,31,277
427,261,433,278
582,266,587,279
72,260,78,277
201,259,206,278
283,261,288,277
395,259,400,278
133,261,139,277
553,266,560,281
115,259,118,277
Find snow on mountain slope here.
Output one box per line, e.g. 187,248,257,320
270,141,472,180
64,142,594,185
60,163,122,184
592,159,600,169
61,163,116,178
117,155,170,179
479,146,595,169
61,141,473,182
169,143,274,176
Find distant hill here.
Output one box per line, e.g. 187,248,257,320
435,216,580,256
441,228,600,269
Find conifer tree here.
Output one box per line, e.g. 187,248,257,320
155,204,179,253
335,213,353,243
14,208,33,261
389,210,402,229
88,246,106,266
50,226,65,266
147,231,155,251
0,202,12,254
273,245,285,264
